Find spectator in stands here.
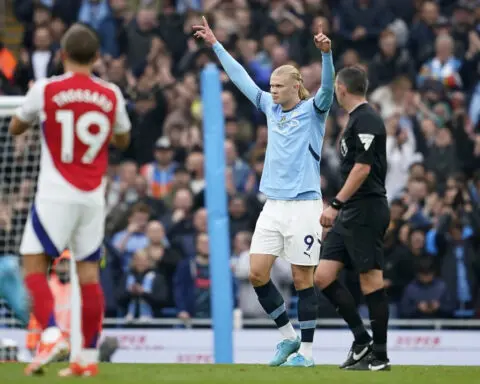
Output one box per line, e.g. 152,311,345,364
185,150,205,196
246,125,267,161
164,120,191,164
408,0,439,67
464,30,480,127
144,221,180,305
383,223,412,312
125,6,161,70
50,17,67,51
400,257,454,318
106,174,168,236
228,194,254,240
111,202,150,272
161,187,194,234
127,86,167,165
369,29,416,90
106,57,129,92
21,4,52,52
427,192,480,318
336,0,392,59
161,166,191,210
120,249,164,322
418,33,463,89
450,0,476,57
384,111,420,201
224,139,255,194
133,175,168,219
406,227,431,266
140,137,177,199
370,75,413,120
14,26,59,92
78,0,119,57
170,207,206,260
174,233,213,320
107,160,139,213
426,127,458,191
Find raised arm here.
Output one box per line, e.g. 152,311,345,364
212,42,262,105
313,52,334,113
312,25,335,114
193,16,262,106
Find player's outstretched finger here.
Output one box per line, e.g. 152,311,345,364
202,16,209,28
317,23,323,35
192,25,205,31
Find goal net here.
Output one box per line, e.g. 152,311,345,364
0,97,39,360
0,96,40,321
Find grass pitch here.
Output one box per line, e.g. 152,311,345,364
1,363,479,384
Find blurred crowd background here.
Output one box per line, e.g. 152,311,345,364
0,0,480,324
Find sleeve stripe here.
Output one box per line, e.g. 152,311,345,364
255,90,262,111
313,100,328,114
308,144,320,162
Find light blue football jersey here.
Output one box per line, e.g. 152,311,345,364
213,42,335,200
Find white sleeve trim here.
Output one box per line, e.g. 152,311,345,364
15,79,47,123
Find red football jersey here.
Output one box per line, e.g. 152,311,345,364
16,72,131,204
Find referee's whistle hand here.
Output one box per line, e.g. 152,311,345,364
320,206,338,228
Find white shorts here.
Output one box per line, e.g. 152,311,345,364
20,198,105,261
250,199,323,266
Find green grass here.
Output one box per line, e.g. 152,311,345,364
1,364,479,384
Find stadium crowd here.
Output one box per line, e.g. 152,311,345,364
0,0,480,323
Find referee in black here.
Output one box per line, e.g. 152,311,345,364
315,66,390,371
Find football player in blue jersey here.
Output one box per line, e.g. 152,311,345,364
194,16,334,367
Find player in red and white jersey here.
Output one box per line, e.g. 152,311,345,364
8,23,130,377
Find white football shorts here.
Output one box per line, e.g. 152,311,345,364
250,199,323,266
20,198,104,261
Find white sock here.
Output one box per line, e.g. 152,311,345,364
278,323,298,340
78,348,99,365
298,342,313,359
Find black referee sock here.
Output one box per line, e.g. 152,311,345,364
297,287,317,343
322,280,371,344
254,280,290,329
365,288,389,360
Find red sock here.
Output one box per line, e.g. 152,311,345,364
81,283,104,348
25,273,55,330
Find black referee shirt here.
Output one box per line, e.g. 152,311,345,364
339,103,387,202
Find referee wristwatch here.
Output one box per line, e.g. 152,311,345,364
330,198,344,210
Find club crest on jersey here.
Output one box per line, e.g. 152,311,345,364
341,138,348,157
274,117,300,133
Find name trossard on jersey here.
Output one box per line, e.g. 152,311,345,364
338,103,387,202
15,72,131,205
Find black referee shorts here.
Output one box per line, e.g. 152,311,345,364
320,197,390,273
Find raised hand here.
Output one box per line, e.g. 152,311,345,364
314,24,331,53
193,16,217,47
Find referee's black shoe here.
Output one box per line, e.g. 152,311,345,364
339,340,373,369
345,351,391,371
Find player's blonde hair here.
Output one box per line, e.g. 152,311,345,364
272,65,310,100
